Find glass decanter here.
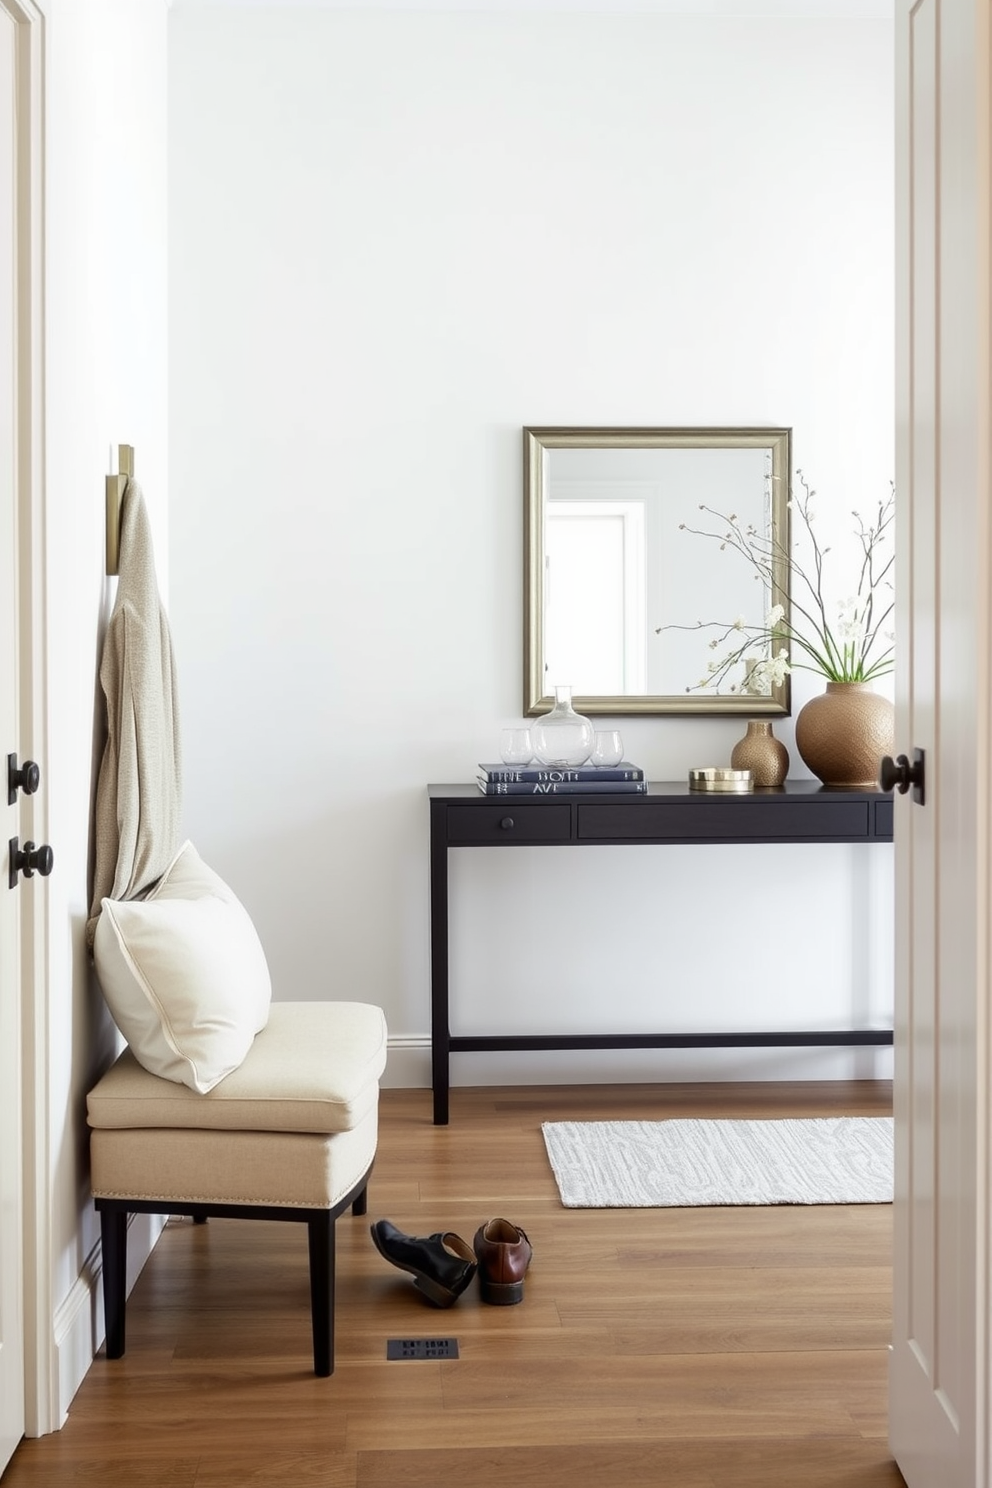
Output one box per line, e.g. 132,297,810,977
531,684,595,767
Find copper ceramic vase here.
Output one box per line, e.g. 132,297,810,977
730,720,789,788
794,681,894,789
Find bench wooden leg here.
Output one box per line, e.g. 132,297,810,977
307,1212,334,1377
95,1164,372,1378
100,1206,128,1359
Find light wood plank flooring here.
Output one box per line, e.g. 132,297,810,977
5,1081,903,1487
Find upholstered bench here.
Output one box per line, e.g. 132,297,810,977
86,1000,388,1376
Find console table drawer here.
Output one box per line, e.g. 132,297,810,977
446,803,573,844
578,800,871,842
875,798,894,838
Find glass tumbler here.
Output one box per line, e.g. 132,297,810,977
499,727,535,766
589,730,624,768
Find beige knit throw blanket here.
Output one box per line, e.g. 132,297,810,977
86,478,182,946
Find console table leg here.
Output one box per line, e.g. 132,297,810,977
432,1055,449,1126
430,800,451,1125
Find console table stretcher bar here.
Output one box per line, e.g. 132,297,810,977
428,781,894,1125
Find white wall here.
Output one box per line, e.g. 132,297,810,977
168,7,895,1088
38,0,169,1429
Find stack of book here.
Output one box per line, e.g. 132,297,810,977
476,762,648,795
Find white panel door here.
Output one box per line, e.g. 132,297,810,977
0,4,24,1473
889,1,992,1484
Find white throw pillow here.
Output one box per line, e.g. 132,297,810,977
94,840,272,1094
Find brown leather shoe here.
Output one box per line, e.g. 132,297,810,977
472,1218,532,1305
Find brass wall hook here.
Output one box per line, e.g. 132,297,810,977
105,443,134,575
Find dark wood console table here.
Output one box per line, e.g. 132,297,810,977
428,781,894,1124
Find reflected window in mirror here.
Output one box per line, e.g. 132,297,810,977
524,427,792,717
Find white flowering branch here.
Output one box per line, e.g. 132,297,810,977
657,470,895,692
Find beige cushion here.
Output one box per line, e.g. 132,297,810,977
93,840,272,1094
87,1000,388,1135
90,1107,379,1209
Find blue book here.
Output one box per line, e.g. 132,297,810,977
476,778,649,795
478,762,645,783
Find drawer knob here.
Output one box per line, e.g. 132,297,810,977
500,817,515,830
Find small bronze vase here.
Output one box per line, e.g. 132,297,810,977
730,720,789,788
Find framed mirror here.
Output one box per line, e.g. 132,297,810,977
524,426,792,716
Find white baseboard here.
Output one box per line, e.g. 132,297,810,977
380,1035,432,1088
381,1035,893,1089
52,1211,166,1427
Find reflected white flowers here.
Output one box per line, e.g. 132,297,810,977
741,647,791,695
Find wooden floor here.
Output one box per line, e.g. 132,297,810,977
5,1081,904,1488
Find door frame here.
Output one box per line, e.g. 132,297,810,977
5,0,51,1440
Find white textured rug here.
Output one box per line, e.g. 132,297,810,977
541,1117,894,1207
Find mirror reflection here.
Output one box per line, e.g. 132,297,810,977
524,427,792,716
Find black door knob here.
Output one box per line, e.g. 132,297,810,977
7,753,40,806
879,748,925,805
8,837,55,889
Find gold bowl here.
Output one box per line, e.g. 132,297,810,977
688,767,753,794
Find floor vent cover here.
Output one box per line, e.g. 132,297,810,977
386,1337,459,1360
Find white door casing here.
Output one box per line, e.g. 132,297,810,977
1,0,47,1455
0,1,25,1470
889,1,992,1484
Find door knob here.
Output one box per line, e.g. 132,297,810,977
879,747,925,805
8,837,54,889
7,753,40,806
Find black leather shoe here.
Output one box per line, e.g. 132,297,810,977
370,1219,478,1308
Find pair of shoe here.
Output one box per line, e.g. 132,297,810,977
370,1217,532,1308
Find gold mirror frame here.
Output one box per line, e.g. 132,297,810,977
523,426,792,717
